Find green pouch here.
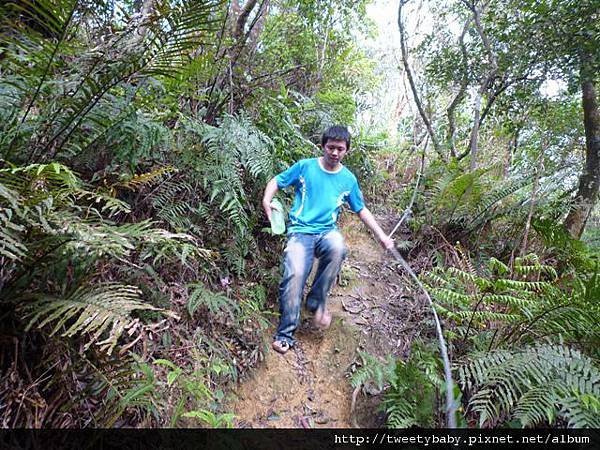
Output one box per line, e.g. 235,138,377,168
270,199,286,235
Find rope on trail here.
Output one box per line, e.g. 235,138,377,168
387,248,457,428
386,150,458,428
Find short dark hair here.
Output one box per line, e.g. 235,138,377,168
321,125,351,150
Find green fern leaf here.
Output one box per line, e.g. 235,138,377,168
23,283,169,354
186,283,240,320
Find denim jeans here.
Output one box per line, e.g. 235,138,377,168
274,229,348,346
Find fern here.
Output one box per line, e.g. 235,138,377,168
0,162,131,218
138,227,213,267
191,114,274,232
384,342,445,428
186,283,240,321
110,356,160,424
118,166,178,191
533,218,595,271
173,114,275,275
349,345,446,428
144,179,200,233
459,344,600,428
0,0,223,162
350,351,395,391
429,165,492,223
422,252,570,348
561,394,600,428
424,162,532,231
0,182,27,261
182,410,235,428
466,177,530,229
23,283,169,354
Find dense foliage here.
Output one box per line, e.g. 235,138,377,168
0,0,374,427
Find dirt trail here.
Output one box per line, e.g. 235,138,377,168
228,214,423,428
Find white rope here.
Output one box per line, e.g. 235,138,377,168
385,148,458,427
388,247,458,428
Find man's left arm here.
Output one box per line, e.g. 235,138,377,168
357,207,395,250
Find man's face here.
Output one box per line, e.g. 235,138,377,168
322,139,348,168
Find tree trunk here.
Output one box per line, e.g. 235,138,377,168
468,90,482,170
521,143,545,256
397,0,445,162
446,17,471,159
504,128,518,178
456,0,497,164
233,0,259,40
133,0,156,42
564,72,600,238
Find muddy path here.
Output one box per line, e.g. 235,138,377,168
228,214,428,428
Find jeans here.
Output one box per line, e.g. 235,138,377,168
274,229,348,346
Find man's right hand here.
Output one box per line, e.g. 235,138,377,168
262,177,280,223
263,201,282,222
263,201,273,222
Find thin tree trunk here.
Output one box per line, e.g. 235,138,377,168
564,71,600,238
247,0,269,53
504,128,518,178
133,0,156,43
521,142,545,256
398,0,445,163
446,17,472,159
233,0,259,39
468,90,482,170
460,0,497,169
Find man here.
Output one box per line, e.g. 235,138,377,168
262,125,394,354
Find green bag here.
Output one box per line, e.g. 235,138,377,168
270,199,286,235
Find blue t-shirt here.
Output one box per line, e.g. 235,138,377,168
275,158,365,234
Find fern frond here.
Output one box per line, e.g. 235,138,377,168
454,310,521,323
489,257,510,276
73,189,132,217
429,166,491,220
514,383,559,427
186,283,240,320
386,403,419,428
455,243,476,277
429,287,474,305
513,264,558,281
350,351,395,390
139,228,212,267
4,162,80,189
23,283,169,354
561,394,600,428
0,182,27,260
383,342,442,428
447,266,480,286
0,219,27,261
494,279,550,292
460,344,600,427
421,270,450,287
468,177,530,227
118,166,178,191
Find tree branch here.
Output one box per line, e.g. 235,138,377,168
446,17,472,158
233,0,259,40
398,0,446,163
461,0,497,170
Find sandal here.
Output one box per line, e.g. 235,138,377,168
272,340,291,354
314,308,332,330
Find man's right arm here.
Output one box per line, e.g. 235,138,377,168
262,177,279,221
